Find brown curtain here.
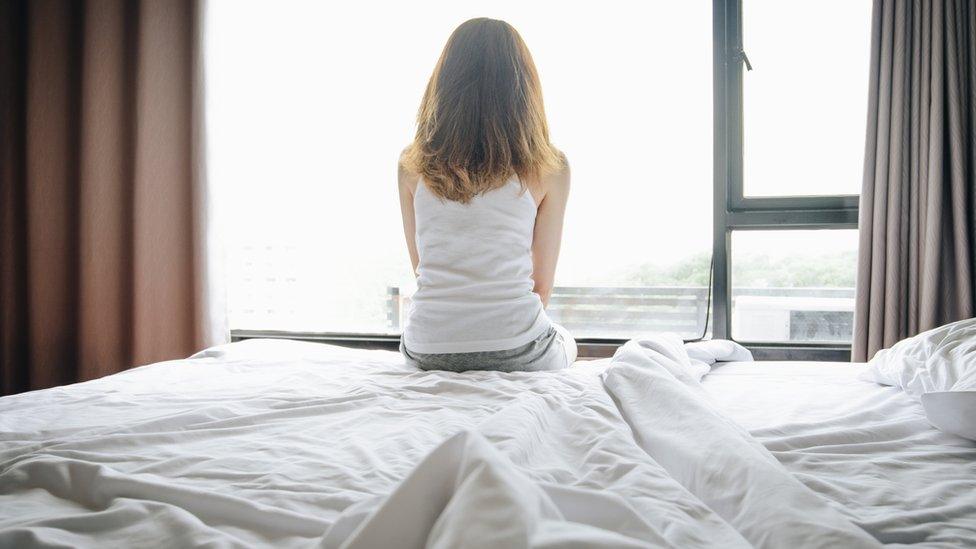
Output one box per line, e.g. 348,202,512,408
0,0,214,395
854,0,975,362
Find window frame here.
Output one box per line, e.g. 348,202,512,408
712,0,858,360
233,0,861,361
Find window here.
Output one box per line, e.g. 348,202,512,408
208,0,713,339
211,0,870,356
710,0,868,353
731,230,857,343
742,1,872,197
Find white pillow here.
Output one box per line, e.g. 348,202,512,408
860,317,976,440
860,317,976,395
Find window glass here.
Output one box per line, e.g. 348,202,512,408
742,0,872,197
208,0,713,338
731,230,858,343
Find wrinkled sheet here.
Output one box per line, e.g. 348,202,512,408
703,361,976,547
0,338,958,547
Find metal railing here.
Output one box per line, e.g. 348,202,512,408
387,285,856,342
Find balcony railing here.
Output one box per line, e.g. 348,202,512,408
387,285,855,343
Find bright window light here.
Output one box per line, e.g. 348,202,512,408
742,0,872,197
731,229,858,343
206,0,713,338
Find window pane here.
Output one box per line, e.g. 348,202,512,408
742,1,872,197
209,1,712,337
731,230,857,343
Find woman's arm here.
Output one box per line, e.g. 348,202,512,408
531,161,571,307
398,158,421,277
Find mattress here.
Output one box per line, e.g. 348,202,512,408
0,339,973,547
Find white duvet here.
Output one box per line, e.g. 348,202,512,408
0,337,958,547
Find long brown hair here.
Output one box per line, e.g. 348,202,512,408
402,18,563,203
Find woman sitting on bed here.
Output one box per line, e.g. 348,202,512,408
397,17,576,373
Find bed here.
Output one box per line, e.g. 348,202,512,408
1,337,973,548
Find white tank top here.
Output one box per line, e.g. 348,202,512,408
403,178,552,354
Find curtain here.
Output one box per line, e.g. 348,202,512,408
854,0,975,362
0,0,224,395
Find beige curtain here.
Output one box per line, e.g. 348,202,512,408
854,0,975,362
1,0,220,395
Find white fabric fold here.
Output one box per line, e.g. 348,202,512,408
603,337,880,549
321,430,653,549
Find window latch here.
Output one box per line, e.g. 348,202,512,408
738,49,753,71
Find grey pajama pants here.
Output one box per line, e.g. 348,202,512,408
401,324,577,373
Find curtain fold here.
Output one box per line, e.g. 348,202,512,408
1,0,222,395
854,0,975,362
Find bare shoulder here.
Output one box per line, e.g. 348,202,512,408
398,147,420,194
527,153,569,207
541,152,571,198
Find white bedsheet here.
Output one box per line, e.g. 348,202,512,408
702,361,976,547
0,339,972,547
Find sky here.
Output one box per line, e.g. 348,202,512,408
205,0,870,332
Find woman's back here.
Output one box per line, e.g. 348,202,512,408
403,178,550,354
396,17,575,371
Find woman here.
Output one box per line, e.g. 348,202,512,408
398,17,576,372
